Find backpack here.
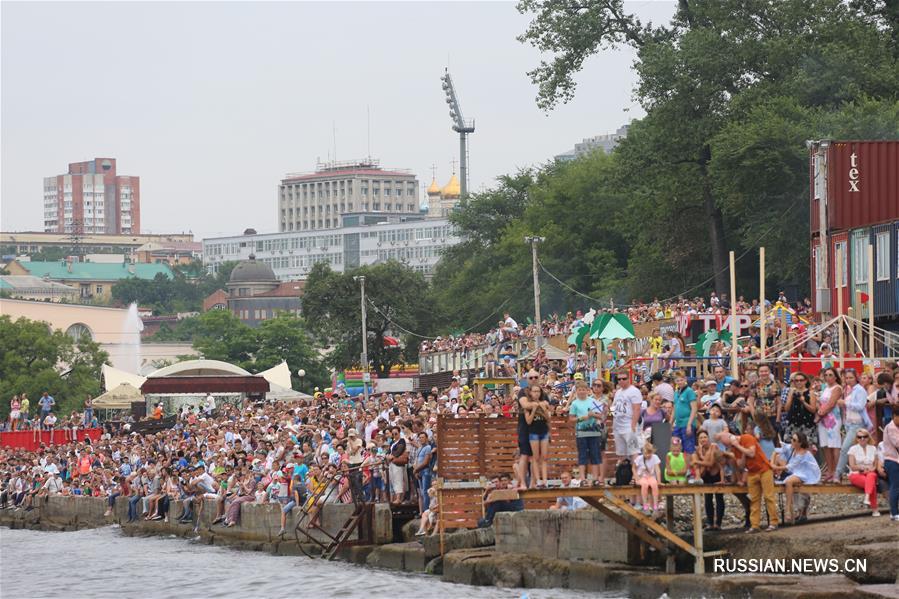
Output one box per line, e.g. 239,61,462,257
614,458,633,486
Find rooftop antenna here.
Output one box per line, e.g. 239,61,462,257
440,68,475,198
332,121,337,163
367,105,371,159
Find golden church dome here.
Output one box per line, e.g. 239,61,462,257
441,174,461,198
427,177,441,195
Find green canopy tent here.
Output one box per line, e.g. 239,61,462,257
589,314,636,380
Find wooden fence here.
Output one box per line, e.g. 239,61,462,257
436,415,582,481
435,415,624,532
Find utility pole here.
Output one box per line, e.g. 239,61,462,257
356,275,370,404
525,236,545,348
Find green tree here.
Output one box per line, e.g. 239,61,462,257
254,314,330,393
188,310,328,392
110,270,206,314
191,310,258,368
433,153,636,320
0,315,109,418
302,261,434,378
517,0,899,294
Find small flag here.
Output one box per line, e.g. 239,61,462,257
859,291,870,304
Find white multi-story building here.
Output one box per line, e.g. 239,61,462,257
204,215,458,280
555,124,630,162
278,159,420,232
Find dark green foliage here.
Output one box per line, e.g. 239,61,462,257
0,315,109,418
302,261,435,378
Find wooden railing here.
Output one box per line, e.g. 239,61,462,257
436,415,580,481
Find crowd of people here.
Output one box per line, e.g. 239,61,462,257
419,293,813,356
0,389,447,537
1,298,896,539
526,362,899,531
4,392,97,434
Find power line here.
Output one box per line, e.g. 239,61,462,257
538,199,800,308
365,278,531,341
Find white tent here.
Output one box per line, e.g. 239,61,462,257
102,364,147,392
93,382,143,410
257,361,293,389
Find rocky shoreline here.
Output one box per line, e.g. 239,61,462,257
2,498,897,598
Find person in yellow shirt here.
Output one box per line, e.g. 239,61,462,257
649,329,664,356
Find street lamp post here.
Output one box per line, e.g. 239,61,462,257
525,236,545,348
296,369,306,393
355,275,370,404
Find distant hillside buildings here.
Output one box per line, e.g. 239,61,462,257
43,158,140,235
205,157,462,281
279,159,421,232
204,214,457,281
5,259,173,302
555,124,630,162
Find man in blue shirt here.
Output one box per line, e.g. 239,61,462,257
38,392,55,424
672,374,698,458
413,432,433,511
713,366,734,394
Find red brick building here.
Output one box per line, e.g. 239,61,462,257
43,157,140,234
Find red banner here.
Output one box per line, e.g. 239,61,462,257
0,428,101,451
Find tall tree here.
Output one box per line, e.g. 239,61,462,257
0,315,109,418
302,261,434,378
189,310,328,391
518,0,899,294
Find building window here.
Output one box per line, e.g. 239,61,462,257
66,323,93,341
852,236,867,284
876,232,889,281
96,285,103,295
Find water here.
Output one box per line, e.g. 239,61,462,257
0,527,623,599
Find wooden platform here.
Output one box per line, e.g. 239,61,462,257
435,482,866,574
518,481,864,499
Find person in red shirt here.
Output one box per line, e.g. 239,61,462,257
722,430,779,532
78,447,93,477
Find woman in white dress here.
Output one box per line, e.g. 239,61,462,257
816,367,843,482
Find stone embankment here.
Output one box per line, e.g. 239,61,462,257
3,500,897,598
0,495,392,556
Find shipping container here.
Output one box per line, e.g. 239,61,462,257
849,228,870,318
894,221,899,317
873,222,897,318
830,231,850,315
811,236,824,312
810,140,899,233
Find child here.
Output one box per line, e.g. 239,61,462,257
699,380,721,414
633,442,662,513
701,404,733,481
664,437,688,484
415,486,439,536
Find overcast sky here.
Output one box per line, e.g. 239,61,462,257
1,1,676,240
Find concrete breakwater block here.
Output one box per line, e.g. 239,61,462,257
442,548,584,588
366,542,426,572
440,549,890,598
843,542,899,585
334,544,376,564
493,509,632,563
421,526,494,559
